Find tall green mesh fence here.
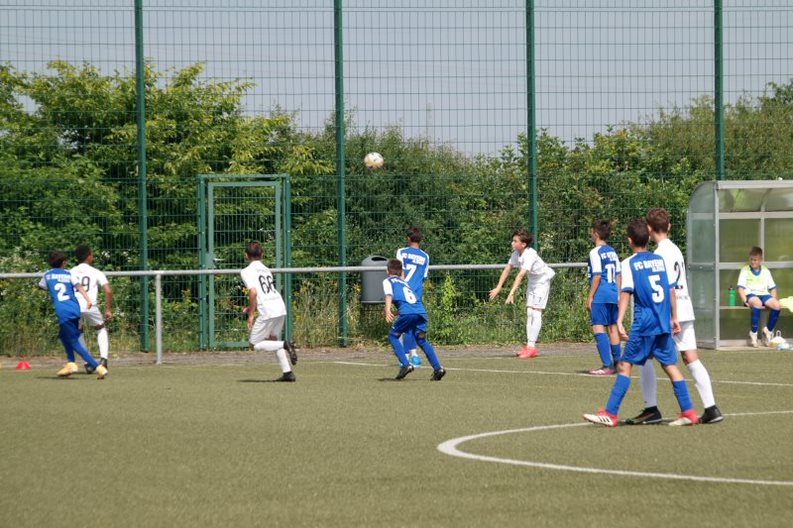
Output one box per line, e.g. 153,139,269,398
1,1,792,353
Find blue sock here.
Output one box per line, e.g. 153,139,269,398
402,330,417,355
594,332,611,367
388,333,409,367
751,308,762,332
416,335,441,370
672,379,693,412
610,343,622,365
73,338,99,369
768,308,781,331
605,374,631,416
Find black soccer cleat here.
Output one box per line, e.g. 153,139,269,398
700,405,724,424
431,367,446,381
625,406,663,425
395,364,414,380
275,371,296,382
284,340,298,366
84,362,95,374
100,358,108,369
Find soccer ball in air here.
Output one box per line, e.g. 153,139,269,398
364,152,384,170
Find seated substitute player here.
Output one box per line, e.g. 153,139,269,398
583,219,699,427
71,244,113,373
396,225,430,367
489,228,555,358
241,241,298,382
586,219,622,375
38,250,108,379
737,246,782,348
627,208,722,425
382,258,445,381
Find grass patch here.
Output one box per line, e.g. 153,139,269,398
1,348,791,527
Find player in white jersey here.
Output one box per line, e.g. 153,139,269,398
489,228,555,358
71,245,113,372
396,225,429,366
240,240,297,382
737,246,782,347
628,208,722,425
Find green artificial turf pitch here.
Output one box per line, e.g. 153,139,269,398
1,348,791,528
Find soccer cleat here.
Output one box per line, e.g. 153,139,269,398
431,367,446,381
100,358,108,369
410,353,422,367
275,371,296,382
517,345,539,359
84,362,96,374
588,366,616,376
284,340,298,365
395,364,414,380
669,408,700,426
95,365,108,380
583,408,618,427
624,407,663,425
700,405,724,424
761,327,773,347
57,362,79,377
749,331,758,348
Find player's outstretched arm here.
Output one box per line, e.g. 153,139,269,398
489,264,513,300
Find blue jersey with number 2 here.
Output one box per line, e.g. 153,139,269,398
621,251,672,336
39,268,82,323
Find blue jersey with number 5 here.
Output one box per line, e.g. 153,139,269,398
620,251,672,336
39,268,81,323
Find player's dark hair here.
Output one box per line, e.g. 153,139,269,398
645,207,671,234
245,241,263,259
75,245,92,263
512,228,533,247
48,250,68,268
627,218,650,247
750,246,763,258
406,225,423,243
592,219,611,241
387,258,403,276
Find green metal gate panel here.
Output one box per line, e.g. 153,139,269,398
198,174,292,349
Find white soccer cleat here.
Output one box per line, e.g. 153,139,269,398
762,327,773,347
749,331,758,348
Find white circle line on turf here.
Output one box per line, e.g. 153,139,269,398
437,413,793,487
333,361,793,388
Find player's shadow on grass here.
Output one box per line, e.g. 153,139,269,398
238,378,293,383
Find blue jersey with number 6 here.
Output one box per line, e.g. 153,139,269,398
620,251,672,336
38,268,81,323
382,276,427,316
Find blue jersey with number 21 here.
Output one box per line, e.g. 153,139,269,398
621,251,672,336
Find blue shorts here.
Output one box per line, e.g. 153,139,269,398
390,313,428,338
621,333,678,366
747,293,773,306
590,302,618,326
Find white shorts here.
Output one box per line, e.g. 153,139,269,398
674,320,697,351
250,315,285,345
80,307,106,329
526,277,553,310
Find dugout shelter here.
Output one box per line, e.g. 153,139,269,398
688,180,793,348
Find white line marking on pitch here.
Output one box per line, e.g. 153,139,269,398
333,361,793,388
437,414,793,487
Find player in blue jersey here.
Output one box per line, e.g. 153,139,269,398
396,225,429,367
38,250,108,379
586,220,622,375
583,219,699,427
382,258,445,381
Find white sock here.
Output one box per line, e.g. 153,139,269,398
253,340,284,352
687,359,716,408
275,348,291,372
640,361,658,408
97,328,109,359
526,308,542,346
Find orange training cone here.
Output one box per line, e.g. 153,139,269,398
15,361,32,370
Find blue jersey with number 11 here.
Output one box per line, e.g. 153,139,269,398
621,251,672,336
